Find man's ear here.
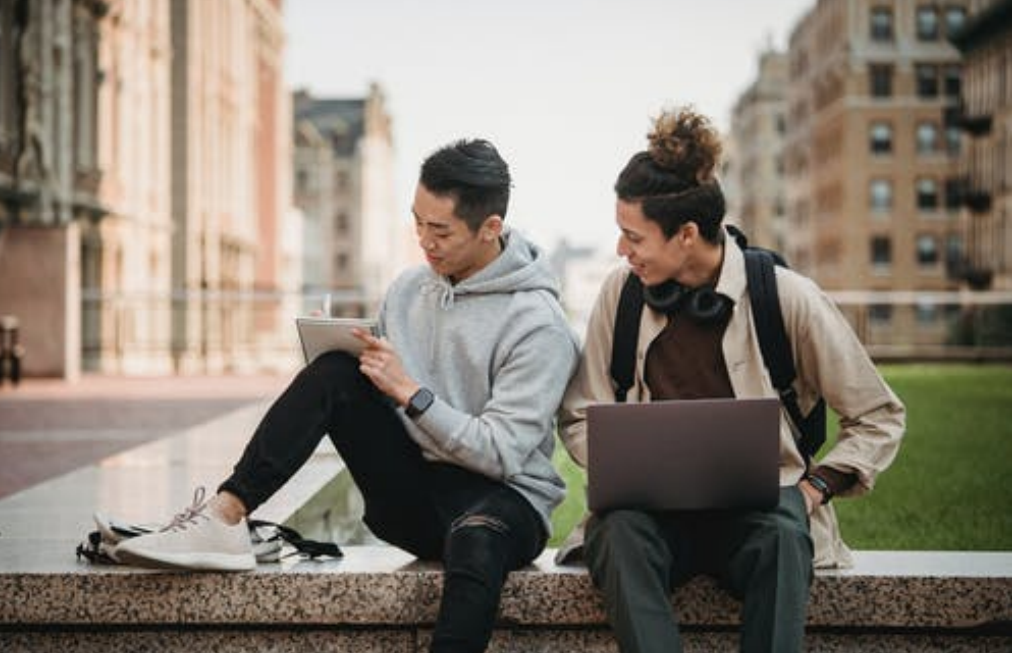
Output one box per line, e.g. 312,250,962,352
679,221,700,245
479,215,504,242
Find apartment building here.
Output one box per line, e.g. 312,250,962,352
293,85,401,316
785,0,987,348
729,50,790,253
950,0,1012,291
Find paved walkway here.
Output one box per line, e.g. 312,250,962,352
0,374,290,499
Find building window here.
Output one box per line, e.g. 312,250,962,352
917,234,939,266
869,304,893,325
870,179,893,212
869,64,893,98
916,300,938,325
917,178,939,210
871,236,892,269
945,177,963,210
943,65,961,97
916,122,939,154
870,122,893,154
946,233,965,267
916,5,940,40
870,7,894,41
944,6,967,35
945,125,961,155
916,64,939,98
335,212,349,234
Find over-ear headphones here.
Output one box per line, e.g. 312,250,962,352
643,280,731,324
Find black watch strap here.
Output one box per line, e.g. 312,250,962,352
805,473,833,505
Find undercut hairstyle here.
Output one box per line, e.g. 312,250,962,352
419,139,511,232
615,107,726,243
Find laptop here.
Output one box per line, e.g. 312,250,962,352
586,398,781,512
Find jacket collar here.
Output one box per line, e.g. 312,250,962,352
714,227,748,305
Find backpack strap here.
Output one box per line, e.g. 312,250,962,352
743,249,825,461
611,273,644,402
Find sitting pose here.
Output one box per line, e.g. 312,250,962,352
117,138,580,653
557,107,905,652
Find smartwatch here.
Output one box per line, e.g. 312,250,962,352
804,473,833,505
405,387,435,420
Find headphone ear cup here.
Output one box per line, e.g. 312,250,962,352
643,280,687,315
686,287,730,324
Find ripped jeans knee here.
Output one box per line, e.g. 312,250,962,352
444,512,512,582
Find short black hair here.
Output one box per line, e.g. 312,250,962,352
419,139,511,231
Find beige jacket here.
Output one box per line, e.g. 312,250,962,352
556,239,905,569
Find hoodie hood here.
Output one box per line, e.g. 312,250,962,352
418,229,561,309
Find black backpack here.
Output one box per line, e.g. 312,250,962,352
609,225,827,462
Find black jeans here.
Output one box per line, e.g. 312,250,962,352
220,352,546,653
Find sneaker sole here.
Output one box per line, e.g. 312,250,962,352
114,546,255,572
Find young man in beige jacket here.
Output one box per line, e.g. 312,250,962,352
557,108,905,653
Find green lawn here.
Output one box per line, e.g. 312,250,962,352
550,363,1012,551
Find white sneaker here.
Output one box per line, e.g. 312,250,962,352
113,487,256,572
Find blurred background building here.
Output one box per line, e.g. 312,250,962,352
0,0,107,380
949,0,1011,292
292,84,402,317
723,0,1010,355
728,49,790,254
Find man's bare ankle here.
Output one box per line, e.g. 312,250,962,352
208,492,247,526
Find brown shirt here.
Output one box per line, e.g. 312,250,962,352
644,308,734,401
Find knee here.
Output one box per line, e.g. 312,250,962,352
587,510,655,550
306,351,359,381
740,517,813,578
444,514,511,582
770,517,812,559
585,510,663,576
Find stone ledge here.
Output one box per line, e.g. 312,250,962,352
1,543,1009,633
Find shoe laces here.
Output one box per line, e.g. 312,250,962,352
161,486,211,533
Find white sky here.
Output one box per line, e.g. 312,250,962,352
285,0,814,255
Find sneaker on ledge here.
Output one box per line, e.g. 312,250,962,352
113,487,256,572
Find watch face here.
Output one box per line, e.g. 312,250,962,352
408,388,434,418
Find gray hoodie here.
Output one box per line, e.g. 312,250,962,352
380,229,580,533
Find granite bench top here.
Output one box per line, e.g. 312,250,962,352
1,543,1010,631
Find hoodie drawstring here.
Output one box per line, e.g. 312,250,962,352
421,279,456,310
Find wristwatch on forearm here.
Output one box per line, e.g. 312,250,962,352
405,387,435,420
803,472,833,505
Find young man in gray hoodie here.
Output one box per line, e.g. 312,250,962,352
115,139,580,653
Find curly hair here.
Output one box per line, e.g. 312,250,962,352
615,107,726,241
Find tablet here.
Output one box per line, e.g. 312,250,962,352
295,316,379,363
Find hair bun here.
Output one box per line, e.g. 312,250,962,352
647,107,722,183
